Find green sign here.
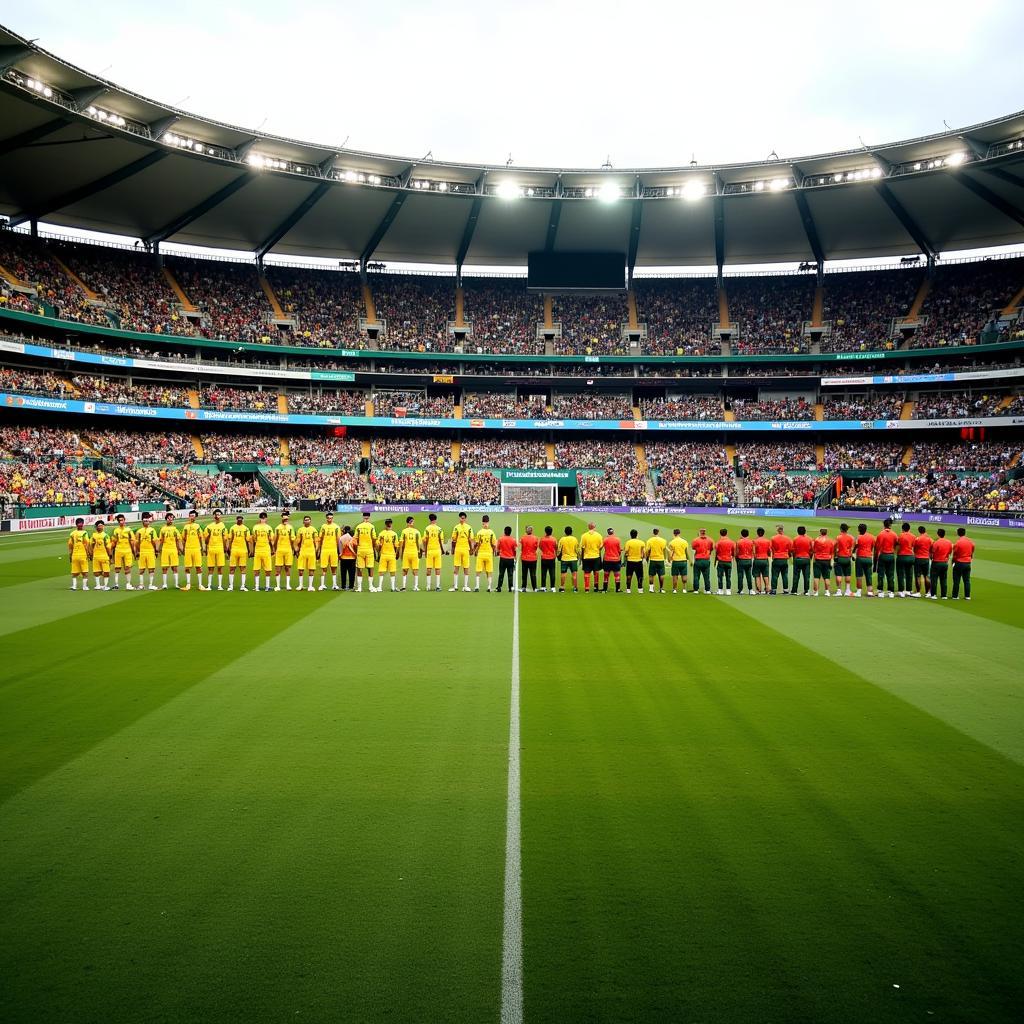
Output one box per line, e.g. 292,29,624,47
500,469,577,485
311,370,356,381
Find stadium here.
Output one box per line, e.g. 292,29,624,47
0,9,1022,1023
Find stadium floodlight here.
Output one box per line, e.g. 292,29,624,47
25,77,53,98
496,181,522,200
598,182,621,203
682,180,707,201
344,170,358,182
769,178,790,192
751,180,765,192
946,151,966,167
437,181,448,192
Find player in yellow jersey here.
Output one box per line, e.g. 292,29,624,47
375,518,399,592
89,519,112,590
556,525,580,592
158,512,183,590
353,511,377,593
67,517,90,591
180,509,206,591
399,516,421,591
295,515,319,591
251,511,275,591
449,511,475,591
136,512,159,590
273,510,295,591
579,522,604,594
668,528,690,594
474,515,497,592
318,511,342,591
226,514,251,591
204,509,228,590
110,513,136,590
623,529,646,595
421,513,445,591
645,527,669,594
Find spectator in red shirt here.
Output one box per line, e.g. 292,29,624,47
496,527,517,593
735,528,755,594
928,528,953,599
691,528,714,594
715,528,735,595
769,525,793,595
854,523,876,597
753,526,772,595
834,523,856,596
811,528,836,597
539,526,558,592
791,526,813,595
519,525,539,592
896,523,917,597
874,519,898,597
913,526,934,598
602,528,622,593
951,527,975,600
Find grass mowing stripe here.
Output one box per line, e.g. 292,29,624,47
500,515,524,1024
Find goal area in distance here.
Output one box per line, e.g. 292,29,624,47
501,482,557,507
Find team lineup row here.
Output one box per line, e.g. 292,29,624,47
65,510,978,599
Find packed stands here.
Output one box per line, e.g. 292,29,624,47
578,469,648,504
836,473,1023,512
735,444,819,471
640,394,723,420
458,439,549,469
819,269,920,352
2,461,163,509
86,429,196,465
371,436,452,468
373,274,453,352
742,473,819,507
823,394,905,420
634,278,717,355
646,445,734,505
200,433,282,464
0,423,89,460
136,467,266,508
462,392,548,418
913,391,1015,419
553,294,629,355
287,435,362,466
823,443,905,470
372,391,455,418
167,256,269,344
461,278,543,354
200,385,277,411
265,468,370,505
551,392,633,419
371,467,499,504
644,442,727,471
554,439,638,469
286,390,367,415
265,266,363,348
729,396,815,420
908,442,1021,471
727,276,814,353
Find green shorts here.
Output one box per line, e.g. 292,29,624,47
559,559,578,572
915,558,930,577
813,561,832,580
834,557,852,574
855,556,873,576
648,561,665,576
752,559,769,576
671,562,688,577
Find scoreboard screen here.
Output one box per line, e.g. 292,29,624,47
527,251,626,292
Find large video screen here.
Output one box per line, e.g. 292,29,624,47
527,251,626,292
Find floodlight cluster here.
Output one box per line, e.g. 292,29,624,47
338,169,384,186
246,153,314,173
23,76,53,99
409,179,476,195
163,132,206,154
808,167,884,186
86,105,127,128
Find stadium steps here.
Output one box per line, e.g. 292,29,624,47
452,440,461,461
997,395,1014,411
717,283,730,327
279,437,290,466
816,443,826,466
902,445,914,467
453,403,462,419
811,284,824,327
259,275,285,319
361,439,372,459
1009,451,1022,468
545,442,556,466
162,267,197,311
277,393,288,414
632,404,642,420
51,254,100,301
900,400,915,420
190,435,205,460
256,469,283,505
635,444,648,472
455,286,465,327
907,275,931,320
187,389,200,409
725,443,736,466
361,282,378,323
543,295,554,328
723,407,735,422
59,374,81,397
734,475,747,505
365,398,374,417
627,289,639,329
814,402,824,421
0,264,30,289
1003,283,1024,315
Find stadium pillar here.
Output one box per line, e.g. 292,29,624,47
29,218,37,239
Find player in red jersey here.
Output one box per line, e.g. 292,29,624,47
715,528,735,595
538,526,557,593
601,528,622,593
752,527,772,595
811,528,836,597
691,529,714,594
833,523,855,597
912,525,933,598
874,518,898,598
519,525,539,592
951,527,975,600
896,523,916,597
769,525,793,595
854,523,876,597
790,526,813,596
928,528,953,600
735,528,755,595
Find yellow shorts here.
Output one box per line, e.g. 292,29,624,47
274,550,294,567
297,552,316,571
254,552,272,572
475,554,493,573
160,551,179,568
378,554,397,573
402,553,420,571
207,549,225,568
184,548,203,569
71,556,89,575
114,550,134,569
229,550,248,568
425,551,442,569
356,551,374,569
453,548,470,569
320,552,339,569
92,557,110,573
138,551,156,570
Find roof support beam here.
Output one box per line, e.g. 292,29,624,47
950,172,1024,230
145,172,252,245
68,86,108,109
544,199,562,251
792,188,825,266
456,198,484,273
981,166,1024,190
626,197,643,282
360,190,408,265
148,115,179,141
255,180,332,259
713,194,725,276
0,117,69,159
0,45,33,75
873,182,936,261
6,149,168,227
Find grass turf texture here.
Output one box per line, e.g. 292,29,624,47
1,511,1022,1023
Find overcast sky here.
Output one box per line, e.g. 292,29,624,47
9,1,1024,169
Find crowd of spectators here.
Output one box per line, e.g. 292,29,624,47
634,278,717,355
461,392,548,418
908,442,1019,472
265,266,363,348
86,429,196,465
371,436,452,468
0,423,89,460
287,435,361,466
137,467,266,509
286,389,367,415
373,274,454,352
461,278,543,354
372,391,455,418
168,256,270,344
729,396,815,420
640,394,723,420
835,472,1022,512
0,365,71,396
643,442,726,471
200,433,282,464
823,394,905,420
651,466,735,506
370,467,500,504
457,439,548,469
75,377,192,406
742,473,819,507
551,392,633,419
577,468,648,504
819,270,920,353
554,439,638,470
199,385,277,411
265,468,370,506
2,461,163,509
913,391,1014,419
822,443,905,470
727,276,814,354
735,444,819,472
553,294,629,355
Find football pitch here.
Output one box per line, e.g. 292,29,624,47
1,510,1022,1024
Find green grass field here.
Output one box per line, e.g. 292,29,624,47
1,510,1022,1024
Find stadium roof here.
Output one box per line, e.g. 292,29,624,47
1,25,1024,270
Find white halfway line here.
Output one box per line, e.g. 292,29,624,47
500,514,523,1024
